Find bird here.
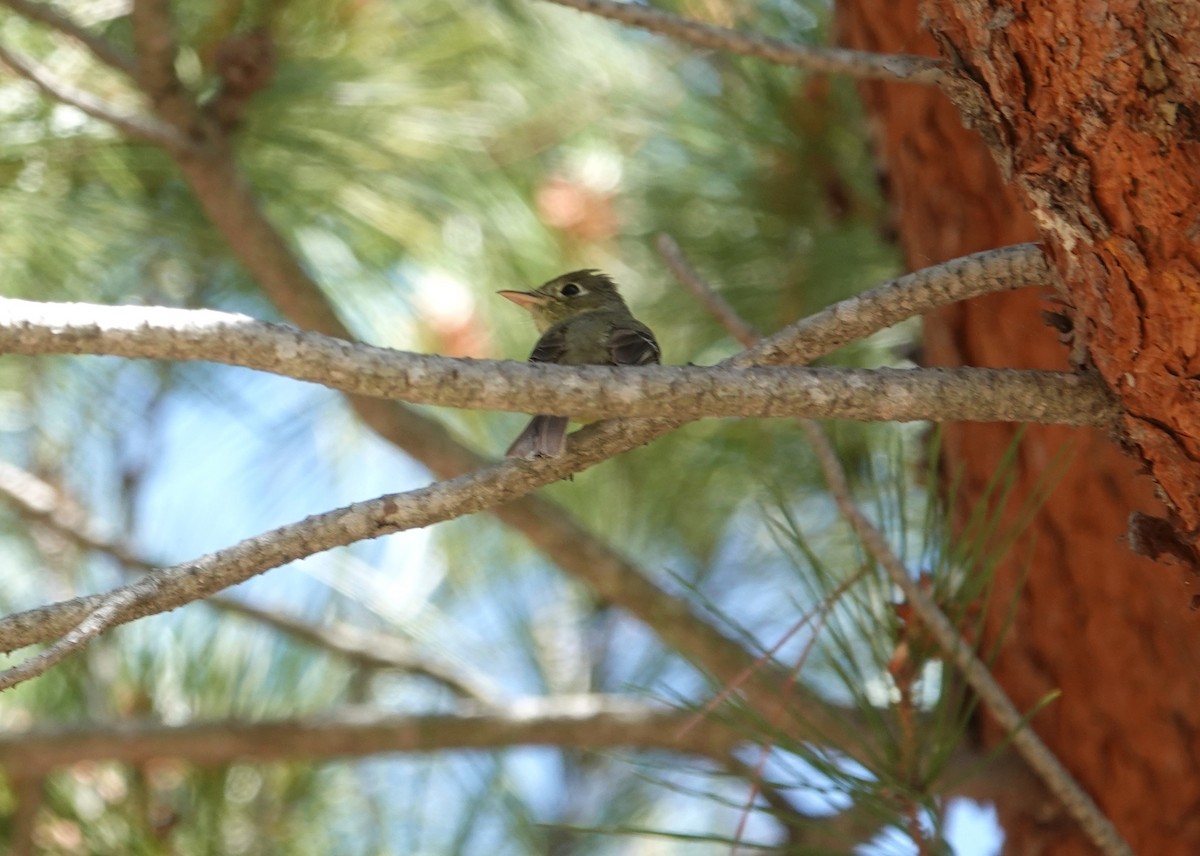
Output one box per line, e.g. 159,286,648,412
498,270,661,458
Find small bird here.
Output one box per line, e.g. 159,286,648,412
499,270,661,458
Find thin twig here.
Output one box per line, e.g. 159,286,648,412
0,588,138,690
663,246,1134,856
0,298,1117,427
732,243,1054,367
733,603,834,850
657,234,762,344
541,0,948,85
215,599,505,704
0,460,502,703
0,0,137,76
0,42,191,151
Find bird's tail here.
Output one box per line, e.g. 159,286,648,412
506,415,570,459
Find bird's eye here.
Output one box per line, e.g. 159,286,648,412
560,282,582,297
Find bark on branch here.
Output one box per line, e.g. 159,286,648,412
0,297,1115,427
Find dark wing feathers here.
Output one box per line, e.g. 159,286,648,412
608,322,660,366
526,326,569,364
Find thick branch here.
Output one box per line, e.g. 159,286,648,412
0,0,136,75
0,298,1111,426
128,0,191,129
0,42,188,150
540,0,947,85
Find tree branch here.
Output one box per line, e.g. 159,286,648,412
0,0,136,76
0,41,189,150
217,599,506,704
0,587,138,690
0,460,502,703
128,0,193,131
0,696,740,774
0,460,551,667
658,234,762,346
539,0,948,85
0,291,1112,429
0,243,1087,709
0,460,1039,814
732,242,1054,367
0,452,871,763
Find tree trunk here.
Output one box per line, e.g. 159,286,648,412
837,1,1200,852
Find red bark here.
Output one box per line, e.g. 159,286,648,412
838,1,1200,852
927,0,1200,542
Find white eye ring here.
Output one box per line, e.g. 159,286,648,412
560,282,583,297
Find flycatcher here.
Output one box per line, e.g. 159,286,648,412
499,270,661,458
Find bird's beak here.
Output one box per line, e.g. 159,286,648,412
497,290,546,309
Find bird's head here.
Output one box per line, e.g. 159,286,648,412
498,270,627,331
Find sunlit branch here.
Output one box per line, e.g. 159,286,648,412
0,313,860,755
0,0,136,75
540,0,948,85
0,41,189,150
0,300,1113,429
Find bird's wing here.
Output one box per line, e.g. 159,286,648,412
608,320,661,366
527,325,569,364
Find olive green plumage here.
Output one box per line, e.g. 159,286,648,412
498,270,661,458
